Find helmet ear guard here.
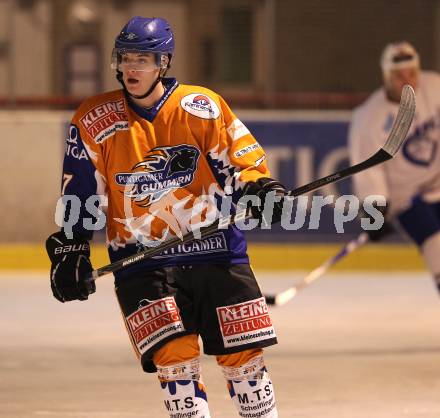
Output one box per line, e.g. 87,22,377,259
158,53,171,72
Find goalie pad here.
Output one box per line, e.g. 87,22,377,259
222,355,278,417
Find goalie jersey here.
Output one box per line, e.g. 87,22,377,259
62,78,269,279
349,71,440,215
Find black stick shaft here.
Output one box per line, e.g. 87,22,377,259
92,149,392,279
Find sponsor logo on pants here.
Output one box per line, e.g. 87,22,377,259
126,296,185,354
217,297,276,348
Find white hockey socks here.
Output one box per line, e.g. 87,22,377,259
222,355,278,418
157,358,211,418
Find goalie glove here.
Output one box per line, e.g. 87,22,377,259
242,177,287,225
46,231,95,302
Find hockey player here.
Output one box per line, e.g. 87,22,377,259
349,41,440,292
45,16,282,417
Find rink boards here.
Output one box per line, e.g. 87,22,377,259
0,242,425,271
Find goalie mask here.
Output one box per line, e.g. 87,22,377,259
112,16,174,99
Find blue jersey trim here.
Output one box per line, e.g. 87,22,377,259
126,78,179,122
62,123,99,240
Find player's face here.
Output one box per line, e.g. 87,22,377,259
121,52,161,96
384,67,419,102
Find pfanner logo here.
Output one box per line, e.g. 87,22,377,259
180,93,221,120
115,144,201,206
193,95,211,107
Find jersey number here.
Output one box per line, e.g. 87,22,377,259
61,174,73,195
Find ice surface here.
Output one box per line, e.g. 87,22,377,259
1,271,440,418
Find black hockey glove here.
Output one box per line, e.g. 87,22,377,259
242,177,288,225
46,231,95,302
362,203,393,242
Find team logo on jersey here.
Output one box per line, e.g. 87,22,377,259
115,144,201,206
180,93,220,120
402,117,438,166
80,99,129,144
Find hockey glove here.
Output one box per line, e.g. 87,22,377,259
362,203,393,242
46,231,95,302
242,177,288,225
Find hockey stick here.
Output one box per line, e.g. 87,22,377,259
88,85,415,281
264,232,369,306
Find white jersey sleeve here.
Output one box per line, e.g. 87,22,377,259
348,89,391,203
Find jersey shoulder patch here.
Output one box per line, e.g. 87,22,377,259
178,85,221,120
76,90,130,144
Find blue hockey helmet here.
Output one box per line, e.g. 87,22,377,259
112,16,174,73
112,17,174,99
114,16,174,54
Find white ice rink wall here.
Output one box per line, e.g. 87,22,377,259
0,111,71,242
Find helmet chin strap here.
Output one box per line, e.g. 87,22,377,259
116,71,163,101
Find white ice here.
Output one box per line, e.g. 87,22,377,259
1,271,440,418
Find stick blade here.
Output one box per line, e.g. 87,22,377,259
265,288,297,306
265,294,276,305
382,84,416,156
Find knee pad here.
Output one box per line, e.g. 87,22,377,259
156,358,201,381
153,334,200,367
217,349,265,380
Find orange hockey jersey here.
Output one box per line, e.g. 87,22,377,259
62,78,270,278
